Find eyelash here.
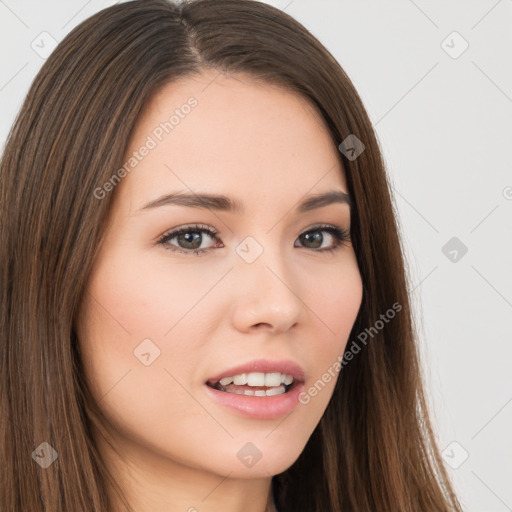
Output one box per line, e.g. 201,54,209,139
156,223,350,256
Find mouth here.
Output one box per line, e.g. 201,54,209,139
206,372,298,397
203,361,306,419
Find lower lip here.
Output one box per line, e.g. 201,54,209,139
203,382,305,420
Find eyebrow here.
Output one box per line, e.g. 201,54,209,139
140,190,351,214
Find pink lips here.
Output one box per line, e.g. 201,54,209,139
205,358,305,385
203,358,306,420
203,380,305,420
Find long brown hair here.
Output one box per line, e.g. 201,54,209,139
0,0,462,510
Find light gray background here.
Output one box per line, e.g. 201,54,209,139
1,1,511,510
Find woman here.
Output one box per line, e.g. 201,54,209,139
0,0,462,510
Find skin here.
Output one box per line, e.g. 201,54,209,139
76,69,363,512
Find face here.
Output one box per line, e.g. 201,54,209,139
76,70,363,482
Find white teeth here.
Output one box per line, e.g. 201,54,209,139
218,371,294,387
247,372,265,386
233,373,248,385
265,372,282,386
265,385,286,396
223,384,288,396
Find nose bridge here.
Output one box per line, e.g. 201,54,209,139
231,233,303,331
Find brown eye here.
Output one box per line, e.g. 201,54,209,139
297,231,325,249
157,224,221,255
174,231,204,250
157,223,350,256
294,225,350,253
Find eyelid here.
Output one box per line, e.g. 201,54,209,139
156,223,218,241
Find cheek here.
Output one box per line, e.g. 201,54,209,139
76,256,225,470
307,253,363,348
297,256,363,402
75,249,194,403
318,273,362,337
84,246,228,341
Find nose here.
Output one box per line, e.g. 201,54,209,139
230,246,303,333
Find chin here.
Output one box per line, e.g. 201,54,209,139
217,439,306,478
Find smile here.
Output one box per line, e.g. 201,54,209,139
207,371,295,396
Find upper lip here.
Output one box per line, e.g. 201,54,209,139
206,358,305,384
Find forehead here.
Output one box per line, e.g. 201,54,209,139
119,70,348,208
